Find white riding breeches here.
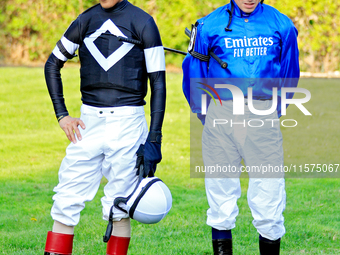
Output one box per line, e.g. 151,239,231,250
51,104,148,226
203,100,286,240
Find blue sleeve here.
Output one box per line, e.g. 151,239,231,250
280,21,300,79
277,20,300,117
182,23,209,123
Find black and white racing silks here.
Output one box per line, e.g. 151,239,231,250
45,0,166,131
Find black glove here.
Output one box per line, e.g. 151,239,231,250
135,131,162,178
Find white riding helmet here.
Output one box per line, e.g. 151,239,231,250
125,177,172,224
112,176,172,224
103,169,172,242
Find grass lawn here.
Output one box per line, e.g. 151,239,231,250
0,67,339,254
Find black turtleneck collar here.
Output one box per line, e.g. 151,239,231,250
101,0,128,12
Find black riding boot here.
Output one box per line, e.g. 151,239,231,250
212,238,232,255
259,237,280,255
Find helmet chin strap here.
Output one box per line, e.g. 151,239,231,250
225,0,235,32
113,164,145,213
103,165,146,243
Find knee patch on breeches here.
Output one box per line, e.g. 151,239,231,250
53,220,75,235
112,218,131,237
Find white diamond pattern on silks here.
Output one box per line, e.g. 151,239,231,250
84,19,135,71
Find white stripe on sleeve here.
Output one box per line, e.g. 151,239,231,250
144,46,166,73
61,36,79,56
52,36,79,61
52,46,67,61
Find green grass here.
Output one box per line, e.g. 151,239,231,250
0,67,339,254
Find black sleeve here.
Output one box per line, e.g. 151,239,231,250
148,71,166,132
142,18,166,132
44,54,68,121
45,18,80,121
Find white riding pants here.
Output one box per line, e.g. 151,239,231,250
51,104,148,226
202,100,286,240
